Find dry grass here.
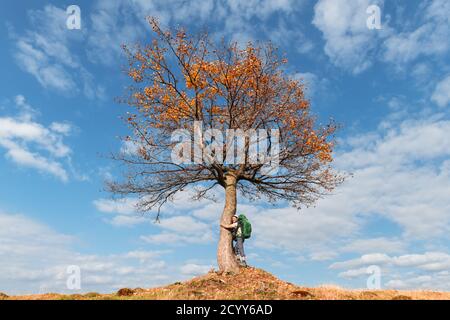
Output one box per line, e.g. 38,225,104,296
3,267,450,300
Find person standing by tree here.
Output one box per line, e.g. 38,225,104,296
221,215,247,267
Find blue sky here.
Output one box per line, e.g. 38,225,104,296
0,0,449,295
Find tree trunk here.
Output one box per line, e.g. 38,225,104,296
217,173,241,273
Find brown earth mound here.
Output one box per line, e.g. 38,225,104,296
4,267,450,300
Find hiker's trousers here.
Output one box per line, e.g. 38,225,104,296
234,237,245,257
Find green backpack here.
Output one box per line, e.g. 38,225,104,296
238,214,252,239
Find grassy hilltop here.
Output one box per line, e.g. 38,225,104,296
2,267,450,300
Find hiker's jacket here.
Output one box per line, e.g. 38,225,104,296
230,221,243,239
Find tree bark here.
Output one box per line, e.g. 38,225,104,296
217,173,241,273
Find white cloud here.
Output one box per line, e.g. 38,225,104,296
252,204,358,253
110,215,149,227
94,186,224,228
341,237,405,254
86,0,306,65
141,216,214,245
384,273,450,291
292,72,330,99
330,252,450,290
215,0,303,44
15,38,76,92
431,75,450,107
141,232,213,245
313,0,449,73
14,94,39,120
158,216,210,234
94,198,139,215
124,250,169,263
337,267,371,279
0,213,72,255
120,140,140,156
5,146,69,181
309,113,450,290
223,0,296,19
86,0,149,66
382,0,450,65
312,0,385,73
12,5,104,98
263,14,313,54
330,253,391,270
191,202,223,221
334,118,450,238
180,263,213,276
93,198,149,227
393,252,450,270
309,251,339,262
0,211,176,295
49,122,73,135
94,194,216,242
0,96,73,181
339,120,450,168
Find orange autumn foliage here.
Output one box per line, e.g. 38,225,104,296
122,18,335,166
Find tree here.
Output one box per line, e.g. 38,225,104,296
109,18,344,273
